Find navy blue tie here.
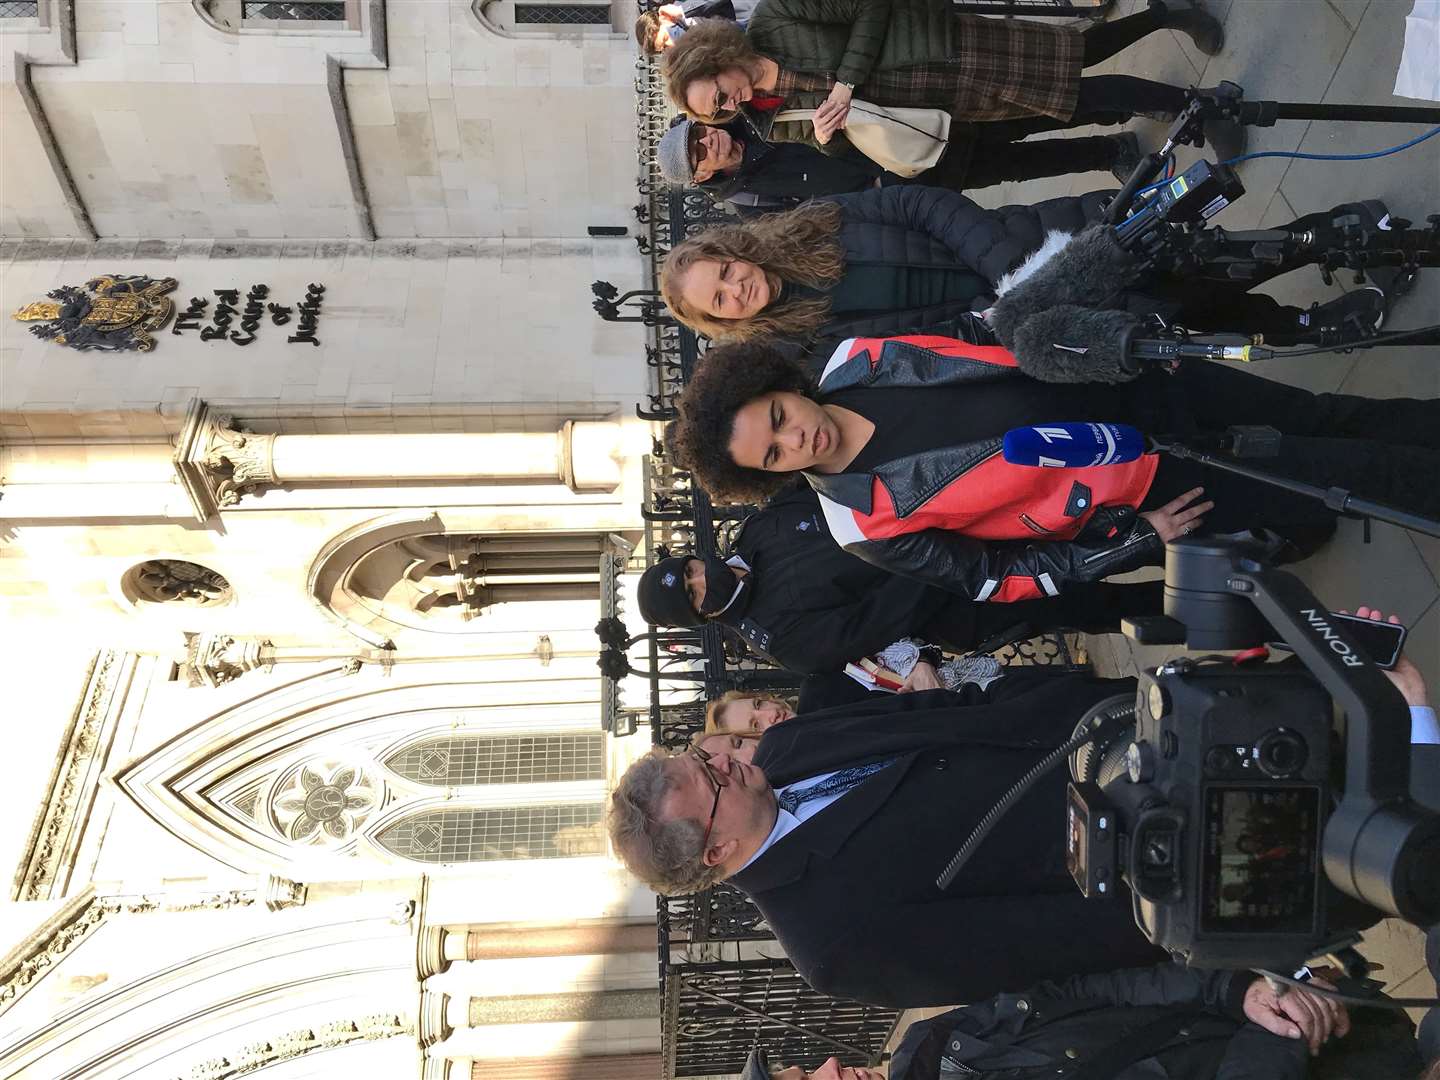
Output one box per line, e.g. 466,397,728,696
778,760,892,816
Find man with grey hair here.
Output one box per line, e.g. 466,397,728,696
607,670,1171,1007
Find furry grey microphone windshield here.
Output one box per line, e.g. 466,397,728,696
1009,305,1145,384
988,224,1148,382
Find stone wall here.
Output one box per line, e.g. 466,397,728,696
0,239,644,419
0,0,641,238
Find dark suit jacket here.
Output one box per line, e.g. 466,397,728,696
732,671,1166,1007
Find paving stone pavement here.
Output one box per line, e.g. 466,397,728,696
893,0,1440,1057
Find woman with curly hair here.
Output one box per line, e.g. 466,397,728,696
659,184,1108,348
666,335,1440,602
661,3,1244,180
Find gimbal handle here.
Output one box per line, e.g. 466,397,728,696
1130,538,1440,923
1217,556,1440,924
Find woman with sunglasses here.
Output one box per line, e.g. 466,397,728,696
661,3,1245,181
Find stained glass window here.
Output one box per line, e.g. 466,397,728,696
242,1,345,20
385,733,604,787
514,4,609,24
376,804,605,863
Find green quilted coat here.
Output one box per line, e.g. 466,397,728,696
747,0,955,87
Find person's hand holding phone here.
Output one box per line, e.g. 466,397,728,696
1337,606,1420,687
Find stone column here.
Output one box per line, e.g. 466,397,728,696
175,404,625,514
0,440,199,521
432,990,660,1066
417,920,654,977
468,1053,663,1080
465,989,657,1028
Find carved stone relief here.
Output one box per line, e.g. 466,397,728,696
202,416,278,507
124,561,233,607
172,1013,412,1080
14,650,128,903
0,876,305,1010
270,763,378,845
172,402,279,518
183,633,269,688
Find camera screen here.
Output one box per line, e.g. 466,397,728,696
1066,786,1089,881
1200,786,1321,935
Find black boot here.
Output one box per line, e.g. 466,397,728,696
1150,0,1225,56
1299,286,1387,345
1106,131,1142,183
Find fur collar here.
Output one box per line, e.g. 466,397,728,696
994,229,1074,298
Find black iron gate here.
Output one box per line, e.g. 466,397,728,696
663,960,900,1077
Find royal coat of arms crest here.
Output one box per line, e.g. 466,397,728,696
12,274,178,352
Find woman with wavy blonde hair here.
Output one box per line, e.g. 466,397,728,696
659,183,1107,351
660,202,842,342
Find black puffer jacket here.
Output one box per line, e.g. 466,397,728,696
790,184,1111,357
747,0,954,87
699,110,883,208
890,963,1423,1080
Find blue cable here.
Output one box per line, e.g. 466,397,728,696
1220,123,1440,167
1123,125,1440,218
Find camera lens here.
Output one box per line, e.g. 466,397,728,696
1255,729,1308,778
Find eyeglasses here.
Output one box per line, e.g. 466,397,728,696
688,743,726,850
713,86,740,116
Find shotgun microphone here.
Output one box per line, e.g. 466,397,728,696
1001,422,1148,468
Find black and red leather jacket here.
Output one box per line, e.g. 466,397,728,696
804,334,1163,602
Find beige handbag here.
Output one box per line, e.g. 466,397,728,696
774,100,952,178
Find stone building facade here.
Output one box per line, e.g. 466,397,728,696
1,2,664,1077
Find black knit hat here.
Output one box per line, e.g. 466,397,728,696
638,556,702,628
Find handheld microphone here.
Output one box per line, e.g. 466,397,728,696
1002,422,1148,468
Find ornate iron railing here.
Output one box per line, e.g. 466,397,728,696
658,882,772,945
662,959,899,1077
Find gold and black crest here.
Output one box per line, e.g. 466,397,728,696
12,274,177,352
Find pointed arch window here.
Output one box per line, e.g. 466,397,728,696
384,733,604,787
376,804,605,863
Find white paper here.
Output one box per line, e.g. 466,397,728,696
1394,0,1440,101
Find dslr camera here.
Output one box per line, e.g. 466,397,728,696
1066,533,1440,971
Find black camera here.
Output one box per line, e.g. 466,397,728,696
1065,533,1440,971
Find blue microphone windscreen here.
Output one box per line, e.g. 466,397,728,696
1002,422,1146,467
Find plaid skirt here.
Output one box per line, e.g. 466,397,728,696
861,13,1083,124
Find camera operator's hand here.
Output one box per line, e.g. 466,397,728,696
1243,977,1350,1055
1342,606,1428,707
899,660,943,693
1139,486,1213,542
